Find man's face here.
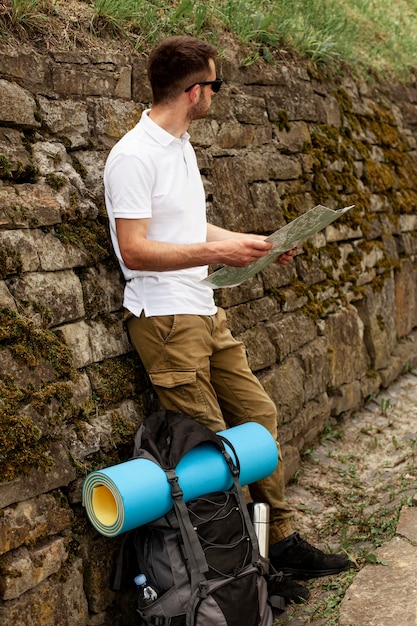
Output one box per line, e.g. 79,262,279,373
188,58,217,122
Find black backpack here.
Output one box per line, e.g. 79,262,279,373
113,410,285,626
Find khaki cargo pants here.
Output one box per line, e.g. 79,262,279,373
127,307,293,543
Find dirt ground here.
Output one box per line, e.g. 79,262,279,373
273,370,417,625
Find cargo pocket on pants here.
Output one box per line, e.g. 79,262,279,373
149,369,205,417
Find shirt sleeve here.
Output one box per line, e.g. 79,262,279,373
105,151,153,219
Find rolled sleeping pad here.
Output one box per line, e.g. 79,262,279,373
82,421,278,537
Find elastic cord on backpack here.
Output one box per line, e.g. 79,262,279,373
216,435,261,565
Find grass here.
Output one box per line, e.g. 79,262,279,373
1,0,417,79
0,0,51,31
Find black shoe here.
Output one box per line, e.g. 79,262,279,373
269,574,310,607
269,532,351,579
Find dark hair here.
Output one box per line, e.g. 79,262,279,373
147,36,217,105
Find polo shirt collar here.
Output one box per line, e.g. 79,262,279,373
141,109,190,147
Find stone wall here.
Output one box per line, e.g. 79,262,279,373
1,40,417,625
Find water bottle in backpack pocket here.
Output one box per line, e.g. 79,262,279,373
134,574,158,608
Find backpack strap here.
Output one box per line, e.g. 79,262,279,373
146,616,185,626
133,422,146,458
165,469,209,593
111,532,132,592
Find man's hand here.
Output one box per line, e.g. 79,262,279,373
206,225,300,267
214,238,273,267
275,246,300,266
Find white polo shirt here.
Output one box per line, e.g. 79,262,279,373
104,110,217,317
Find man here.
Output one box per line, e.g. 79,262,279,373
104,36,350,600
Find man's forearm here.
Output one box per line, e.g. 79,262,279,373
121,235,273,272
206,222,266,242
120,237,226,272
116,218,273,272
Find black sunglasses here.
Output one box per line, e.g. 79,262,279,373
184,78,223,93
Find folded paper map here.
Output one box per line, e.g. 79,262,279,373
201,204,354,289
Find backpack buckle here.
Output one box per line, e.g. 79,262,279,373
221,447,240,478
166,469,184,499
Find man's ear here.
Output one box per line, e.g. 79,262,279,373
186,83,200,104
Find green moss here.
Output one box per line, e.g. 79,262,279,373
306,62,325,82
79,263,121,320
0,244,23,279
0,409,51,482
0,152,39,182
0,374,26,407
59,135,72,149
396,154,417,195
95,197,108,218
275,109,291,132
300,298,326,320
334,87,361,132
55,221,110,263
311,124,340,156
31,300,53,327
86,354,148,409
78,400,147,472
307,122,367,208
323,241,342,263
367,269,393,293
389,189,417,214
365,119,404,149
0,308,74,377
325,167,358,195
376,313,385,332
0,309,80,481
87,357,135,408
31,381,74,424
266,286,285,306
344,247,362,271
371,104,396,126
267,280,310,310
376,256,401,274
291,278,310,297
12,162,39,183
356,239,384,253
299,282,335,319
45,172,66,190
345,189,371,215
0,376,52,482
21,132,35,155
282,197,302,222
334,87,353,115
363,159,397,192
358,106,417,218
71,155,88,180
0,153,11,178
311,163,330,200
110,410,139,447
69,189,80,212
